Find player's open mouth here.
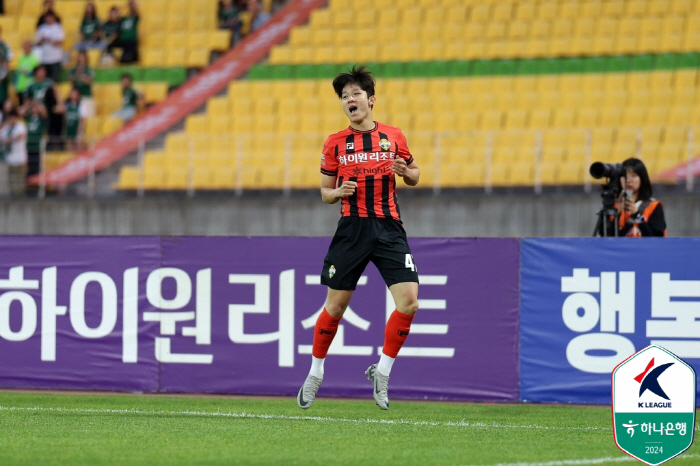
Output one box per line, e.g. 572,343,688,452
349,106,358,114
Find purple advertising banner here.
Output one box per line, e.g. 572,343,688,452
0,237,519,401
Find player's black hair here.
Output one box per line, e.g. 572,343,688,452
121,73,133,81
332,65,375,101
621,157,653,201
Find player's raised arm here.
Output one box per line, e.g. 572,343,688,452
321,174,356,204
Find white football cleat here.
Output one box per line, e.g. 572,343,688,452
297,374,323,409
365,364,390,410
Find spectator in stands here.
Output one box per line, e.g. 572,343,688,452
15,41,41,106
21,99,47,179
76,2,103,52
0,26,13,106
102,7,121,65
24,66,60,150
115,1,139,64
248,0,271,33
68,51,95,118
111,73,140,122
37,0,62,28
0,98,12,125
35,11,65,83
56,87,84,152
0,109,28,195
219,0,243,44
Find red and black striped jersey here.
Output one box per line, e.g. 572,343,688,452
320,121,414,222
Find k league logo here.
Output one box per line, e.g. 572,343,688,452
612,345,696,465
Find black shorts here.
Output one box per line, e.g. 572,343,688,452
321,216,419,291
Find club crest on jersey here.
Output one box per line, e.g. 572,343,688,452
329,265,336,278
346,142,354,151
379,138,391,151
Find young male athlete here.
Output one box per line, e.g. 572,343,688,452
297,66,420,410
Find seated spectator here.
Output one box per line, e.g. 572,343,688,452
15,41,41,106
68,51,95,118
102,7,121,65
76,2,103,52
35,11,65,83
56,88,84,152
0,25,13,106
111,73,140,122
0,109,28,196
21,99,47,178
219,0,242,44
36,0,62,28
24,66,61,150
248,0,271,33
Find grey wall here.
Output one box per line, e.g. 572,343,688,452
0,192,697,237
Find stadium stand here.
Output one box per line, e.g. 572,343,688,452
0,0,231,152
116,0,700,192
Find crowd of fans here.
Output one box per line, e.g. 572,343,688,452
0,0,282,196
218,0,272,46
0,0,144,195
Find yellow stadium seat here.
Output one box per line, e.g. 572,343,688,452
143,167,166,190
193,167,214,189
625,0,648,16
671,0,693,14
187,14,208,31
165,49,186,66
166,14,187,32
186,115,209,134
514,3,535,21
469,4,490,22
164,167,188,190
117,166,139,189
602,1,624,16
187,49,209,68
208,30,231,50
538,2,558,20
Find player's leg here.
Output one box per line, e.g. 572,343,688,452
298,218,372,409
308,287,353,378
366,219,419,409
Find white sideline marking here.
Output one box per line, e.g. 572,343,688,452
459,453,700,466
0,405,608,430
2,406,698,436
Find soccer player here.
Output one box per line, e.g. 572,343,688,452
297,66,420,410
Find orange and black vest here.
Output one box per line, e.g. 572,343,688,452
611,199,667,237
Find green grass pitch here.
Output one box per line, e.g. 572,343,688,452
0,391,697,466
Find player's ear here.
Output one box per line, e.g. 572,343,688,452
369,94,376,109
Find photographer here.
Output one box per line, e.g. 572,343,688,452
599,158,666,237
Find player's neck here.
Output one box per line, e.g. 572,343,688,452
350,115,375,132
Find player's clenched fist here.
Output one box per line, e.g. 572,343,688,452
391,158,408,176
336,180,357,198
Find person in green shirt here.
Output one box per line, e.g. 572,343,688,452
0,25,13,105
219,0,242,44
56,87,83,151
21,100,47,178
15,41,41,106
102,7,121,64
23,66,61,150
75,1,103,52
111,73,140,122
68,51,95,119
111,0,139,64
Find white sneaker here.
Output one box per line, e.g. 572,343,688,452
297,374,323,409
365,364,389,410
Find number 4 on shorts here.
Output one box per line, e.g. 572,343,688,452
405,254,416,272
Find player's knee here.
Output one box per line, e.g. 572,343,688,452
398,299,419,316
325,302,348,318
